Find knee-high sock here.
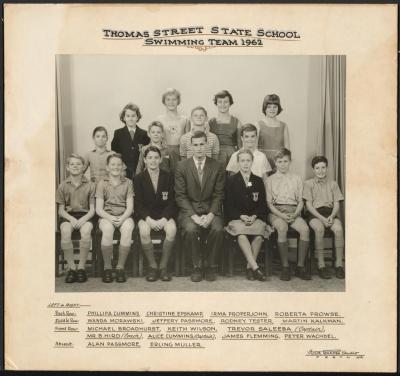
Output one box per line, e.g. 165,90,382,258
297,240,309,267
316,248,325,268
277,241,289,268
142,242,157,269
78,239,91,270
335,247,344,267
61,240,75,270
101,245,113,270
117,245,130,269
160,239,174,269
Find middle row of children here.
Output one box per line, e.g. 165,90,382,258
59,118,344,284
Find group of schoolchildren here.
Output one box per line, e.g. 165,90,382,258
56,88,345,285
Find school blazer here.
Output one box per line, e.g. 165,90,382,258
224,172,267,222
134,169,177,221
111,126,150,174
175,157,225,220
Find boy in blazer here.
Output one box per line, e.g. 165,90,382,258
111,103,150,179
175,131,225,282
134,146,177,282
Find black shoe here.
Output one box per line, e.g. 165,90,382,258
335,266,345,279
253,268,266,281
116,269,127,283
246,268,255,281
160,268,172,282
295,266,312,280
76,269,88,283
102,269,113,283
65,269,77,283
280,267,291,281
146,267,159,282
191,267,203,282
318,267,331,280
204,267,217,282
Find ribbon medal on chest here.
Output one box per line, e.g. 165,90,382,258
162,191,168,200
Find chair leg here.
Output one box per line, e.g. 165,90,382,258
228,238,234,277
264,239,272,277
55,233,60,277
95,229,103,277
174,239,180,277
91,233,96,277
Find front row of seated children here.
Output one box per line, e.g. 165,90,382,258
57,141,345,285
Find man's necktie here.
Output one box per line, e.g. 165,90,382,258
197,162,203,184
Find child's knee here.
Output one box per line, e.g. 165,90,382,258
165,221,177,239
331,220,344,235
274,220,288,235
310,219,324,237
80,223,93,239
60,223,73,240
138,221,151,239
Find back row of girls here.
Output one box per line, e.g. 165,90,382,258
85,88,290,182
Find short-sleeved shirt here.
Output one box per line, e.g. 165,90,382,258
56,176,95,213
95,176,134,216
179,130,219,159
84,148,114,182
303,177,344,209
266,171,303,205
226,149,272,178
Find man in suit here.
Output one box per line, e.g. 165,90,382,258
134,146,177,282
175,131,225,282
111,103,150,179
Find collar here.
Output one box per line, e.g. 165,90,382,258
148,168,160,176
65,175,89,184
275,171,289,178
91,148,110,154
126,125,137,131
240,171,251,180
102,175,127,183
193,157,206,166
314,176,327,184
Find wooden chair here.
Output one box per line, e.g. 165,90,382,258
94,225,139,277
138,229,180,277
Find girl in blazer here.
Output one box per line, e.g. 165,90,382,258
225,149,269,281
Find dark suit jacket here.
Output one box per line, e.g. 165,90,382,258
175,157,225,220
224,172,267,222
111,125,150,176
134,169,177,221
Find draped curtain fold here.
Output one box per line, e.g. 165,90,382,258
319,55,346,197
55,56,65,186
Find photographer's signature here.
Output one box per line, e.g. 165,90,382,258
306,349,365,359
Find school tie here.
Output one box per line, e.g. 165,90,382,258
197,162,203,184
129,130,135,139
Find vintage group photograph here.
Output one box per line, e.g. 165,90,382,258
55,54,346,293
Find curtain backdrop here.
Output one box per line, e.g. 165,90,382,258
319,55,346,195
56,56,65,185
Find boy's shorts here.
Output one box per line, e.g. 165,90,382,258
59,212,95,226
268,204,299,225
305,206,333,222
